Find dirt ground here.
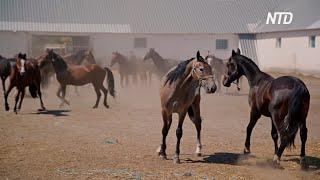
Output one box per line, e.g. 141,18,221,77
0,72,319,180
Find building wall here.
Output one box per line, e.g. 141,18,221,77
0,31,30,57
256,29,320,76
91,33,239,65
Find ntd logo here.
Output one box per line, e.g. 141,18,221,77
266,12,293,25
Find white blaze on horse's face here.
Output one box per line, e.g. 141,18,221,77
207,57,213,66
20,59,26,74
194,61,217,94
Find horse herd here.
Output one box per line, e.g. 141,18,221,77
0,48,310,170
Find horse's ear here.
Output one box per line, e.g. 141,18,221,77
196,51,201,60
236,48,241,55
232,49,236,57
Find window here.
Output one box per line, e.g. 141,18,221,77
276,38,281,48
309,35,316,48
134,38,147,48
216,39,228,49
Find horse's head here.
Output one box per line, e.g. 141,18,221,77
143,48,156,61
192,51,217,94
205,54,215,66
17,52,27,75
110,51,121,66
83,50,96,64
223,48,243,88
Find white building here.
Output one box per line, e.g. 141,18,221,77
0,0,319,76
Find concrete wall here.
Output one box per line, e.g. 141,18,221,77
256,29,320,77
0,31,30,57
91,33,239,65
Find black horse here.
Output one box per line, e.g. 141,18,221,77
223,49,310,169
0,55,15,96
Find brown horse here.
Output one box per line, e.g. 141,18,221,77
143,48,180,78
4,53,46,113
158,51,217,164
41,49,115,108
223,49,310,169
63,50,96,65
110,52,138,87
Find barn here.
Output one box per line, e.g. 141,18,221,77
0,0,319,76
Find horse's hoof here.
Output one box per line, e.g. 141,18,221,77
38,108,46,111
159,154,167,160
92,106,98,109
243,147,251,154
173,157,180,164
5,106,9,111
300,157,309,170
196,153,202,157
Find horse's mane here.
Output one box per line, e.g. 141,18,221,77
52,52,68,71
236,54,260,71
165,58,195,85
115,52,128,63
152,50,164,61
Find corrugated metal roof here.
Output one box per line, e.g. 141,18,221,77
239,34,259,64
0,0,319,33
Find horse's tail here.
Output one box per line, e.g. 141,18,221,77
283,84,309,148
104,67,115,98
29,83,38,98
40,71,50,89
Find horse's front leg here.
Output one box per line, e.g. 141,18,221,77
1,77,6,96
244,108,261,154
17,88,25,111
14,88,21,114
174,111,187,164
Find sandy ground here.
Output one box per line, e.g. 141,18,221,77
0,72,319,180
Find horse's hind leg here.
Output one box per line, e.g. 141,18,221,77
244,108,261,154
92,84,101,108
174,111,187,164
4,82,14,111
101,85,109,108
157,110,172,159
188,97,202,156
299,121,308,169
271,122,279,155
37,83,46,110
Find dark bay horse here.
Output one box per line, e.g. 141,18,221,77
40,50,96,91
4,53,46,113
223,49,310,169
41,49,115,108
158,51,217,164
110,52,138,87
143,48,180,78
0,55,15,95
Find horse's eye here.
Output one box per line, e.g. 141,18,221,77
199,68,204,72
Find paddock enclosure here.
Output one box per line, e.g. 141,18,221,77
1,0,320,179
0,73,319,179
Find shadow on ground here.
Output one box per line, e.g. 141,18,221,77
283,155,320,171
186,152,254,165
30,109,71,117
